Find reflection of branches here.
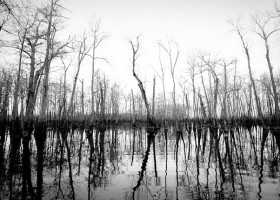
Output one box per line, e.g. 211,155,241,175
131,128,136,166
21,136,36,200
212,127,225,184
85,127,95,200
224,128,235,192
258,128,268,200
231,127,244,192
54,131,66,200
65,137,75,199
247,125,258,166
59,130,75,200
77,129,84,176
34,126,47,200
8,128,21,199
132,131,156,200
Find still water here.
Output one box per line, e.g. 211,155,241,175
0,124,279,200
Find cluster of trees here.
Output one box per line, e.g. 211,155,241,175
1,0,280,130
0,0,119,128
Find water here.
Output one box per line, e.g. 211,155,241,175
0,124,279,200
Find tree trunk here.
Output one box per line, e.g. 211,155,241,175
235,27,263,119
264,38,279,117
131,89,136,124
68,62,81,118
91,47,95,119
81,79,85,118
12,31,26,120
152,76,156,118
213,77,219,118
39,0,54,122
199,92,207,119
223,64,228,119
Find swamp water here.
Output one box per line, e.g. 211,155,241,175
0,125,279,200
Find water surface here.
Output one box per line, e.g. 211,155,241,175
0,124,279,200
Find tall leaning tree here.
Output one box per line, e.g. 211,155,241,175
230,20,263,120
129,35,154,126
252,11,280,118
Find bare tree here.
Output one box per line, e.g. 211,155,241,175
59,56,72,120
159,39,180,117
39,0,71,122
24,14,46,124
155,43,167,120
219,59,235,119
68,32,92,119
252,12,280,117
11,8,32,120
129,35,153,125
88,19,109,119
187,54,200,118
1,0,34,120
152,75,156,119
200,53,221,118
230,19,263,119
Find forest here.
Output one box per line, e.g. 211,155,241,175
0,0,280,131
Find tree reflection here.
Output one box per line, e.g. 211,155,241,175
132,128,158,200
1,124,280,200
34,124,47,200
8,125,22,199
21,132,36,200
63,128,75,199
257,127,269,199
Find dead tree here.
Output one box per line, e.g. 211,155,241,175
220,59,235,120
159,39,180,117
39,0,71,122
24,15,45,124
38,0,55,123
129,35,154,125
198,91,207,119
152,75,156,119
201,54,221,119
12,24,28,120
187,54,200,118
88,19,109,119
59,56,72,120
252,12,280,118
131,89,136,124
155,44,167,120
68,32,92,119
230,20,263,119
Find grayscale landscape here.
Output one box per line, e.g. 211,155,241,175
1,0,280,199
